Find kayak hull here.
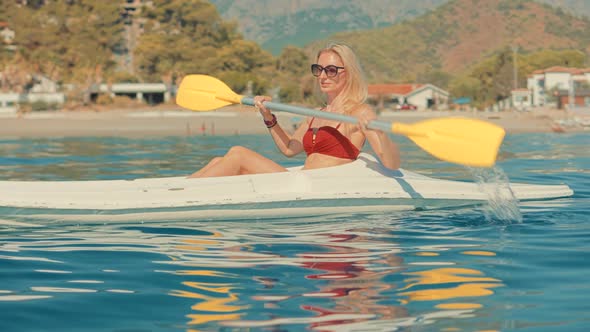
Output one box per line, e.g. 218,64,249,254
0,154,573,223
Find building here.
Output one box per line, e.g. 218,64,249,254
0,75,65,114
0,22,14,43
119,0,151,73
88,83,171,104
554,89,590,110
511,88,532,110
0,22,16,51
368,83,449,110
527,66,590,108
0,93,21,114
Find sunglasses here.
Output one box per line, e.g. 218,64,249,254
311,64,345,78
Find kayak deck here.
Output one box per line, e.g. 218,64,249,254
0,154,574,222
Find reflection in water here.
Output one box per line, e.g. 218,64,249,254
152,221,504,331
170,277,246,325
168,232,248,326
0,217,505,331
399,267,503,302
294,232,408,331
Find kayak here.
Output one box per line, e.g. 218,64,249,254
0,153,573,223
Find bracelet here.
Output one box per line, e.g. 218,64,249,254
264,114,277,128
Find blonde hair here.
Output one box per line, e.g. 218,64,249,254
315,43,368,114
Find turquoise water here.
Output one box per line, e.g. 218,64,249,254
0,133,588,331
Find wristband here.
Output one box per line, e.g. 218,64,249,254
264,114,277,128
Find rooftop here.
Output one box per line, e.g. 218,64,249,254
368,84,424,96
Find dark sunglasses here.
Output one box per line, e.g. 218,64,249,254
311,64,345,78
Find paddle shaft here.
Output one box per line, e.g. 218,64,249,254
241,96,404,134
176,75,505,167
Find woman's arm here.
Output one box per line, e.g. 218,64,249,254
355,105,401,170
255,96,306,157
267,117,307,157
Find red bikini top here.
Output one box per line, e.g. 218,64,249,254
302,118,360,160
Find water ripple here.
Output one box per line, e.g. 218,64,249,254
0,133,587,331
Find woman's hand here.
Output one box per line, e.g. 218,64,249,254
253,95,273,121
355,106,401,170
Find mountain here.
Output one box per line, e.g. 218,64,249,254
303,0,590,83
208,0,448,55
210,0,590,57
537,0,590,18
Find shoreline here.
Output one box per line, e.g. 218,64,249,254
0,106,588,138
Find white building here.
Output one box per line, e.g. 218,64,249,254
1,25,14,43
0,93,20,114
511,88,532,110
406,84,450,110
89,83,171,104
528,69,547,106
0,75,65,113
527,66,590,107
368,83,450,110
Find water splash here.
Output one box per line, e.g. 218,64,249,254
469,166,523,223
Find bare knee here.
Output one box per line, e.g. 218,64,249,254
226,145,252,158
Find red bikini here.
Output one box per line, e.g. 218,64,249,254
302,118,360,160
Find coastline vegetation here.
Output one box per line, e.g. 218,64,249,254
1,0,589,109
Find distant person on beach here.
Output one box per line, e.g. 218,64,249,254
188,43,400,178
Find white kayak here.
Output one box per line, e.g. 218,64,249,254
0,154,573,223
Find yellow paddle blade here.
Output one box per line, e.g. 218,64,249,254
392,117,505,167
176,74,243,111
176,75,504,167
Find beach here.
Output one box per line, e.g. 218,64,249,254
0,105,588,138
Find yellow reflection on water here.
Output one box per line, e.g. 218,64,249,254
170,279,247,326
402,282,502,302
402,268,500,288
173,270,229,277
162,223,504,331
461,250,496,256
436,302,483,309
400,267,503,303
169,234,247,329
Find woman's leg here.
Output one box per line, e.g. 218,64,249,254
188,146,288,178
187,157,223,178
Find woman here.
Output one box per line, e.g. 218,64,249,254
189,43,400,178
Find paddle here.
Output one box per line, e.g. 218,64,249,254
176,74,505,167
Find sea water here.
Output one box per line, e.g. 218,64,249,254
0,132,588,331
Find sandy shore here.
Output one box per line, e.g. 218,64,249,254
0,105,588,138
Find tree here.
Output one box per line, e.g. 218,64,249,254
416,70,452,89
492,48,516,100
8,1,123,85
276,46,308,76
134,0,245,84
449,76,481,101
271,46,310,102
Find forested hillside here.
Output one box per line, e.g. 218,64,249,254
211,0,590,55
209,0,448,55
305,0,590,106
2,0,590,108
0,1,123,91
0,0,304,102
307,0,590,80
